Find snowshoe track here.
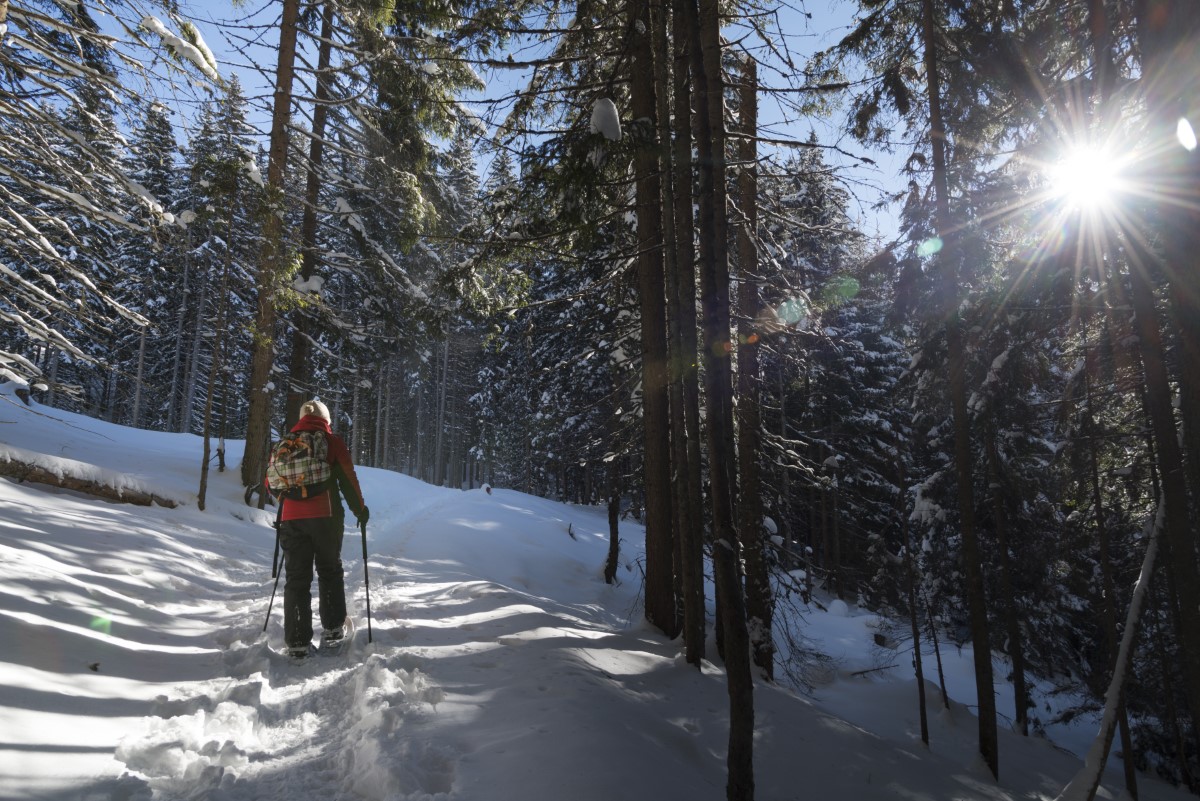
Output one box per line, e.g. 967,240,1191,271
116,635,452,800
111,495,471,799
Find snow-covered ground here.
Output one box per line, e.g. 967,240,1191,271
0,384,1188,801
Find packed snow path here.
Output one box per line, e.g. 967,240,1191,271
117,567,455,799
104,481,657,801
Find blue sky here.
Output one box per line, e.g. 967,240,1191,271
173,0,901,239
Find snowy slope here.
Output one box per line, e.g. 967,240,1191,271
0,385,1190,801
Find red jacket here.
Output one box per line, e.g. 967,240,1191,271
266,415,366,521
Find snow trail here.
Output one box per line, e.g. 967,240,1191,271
113,495,463,801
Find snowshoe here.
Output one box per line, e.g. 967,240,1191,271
319,616,356,656
285,644,316,663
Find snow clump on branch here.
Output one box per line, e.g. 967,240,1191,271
140,16,219,82
590,98,621,141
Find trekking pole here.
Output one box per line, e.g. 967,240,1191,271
360,519,373,643
263,502,283,632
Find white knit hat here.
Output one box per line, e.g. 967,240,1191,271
300,399,331,423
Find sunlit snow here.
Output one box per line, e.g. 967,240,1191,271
0,383,1190,801
140,16,220,81
590,98,621,141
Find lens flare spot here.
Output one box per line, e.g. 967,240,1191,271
917,238,943,257
90,616,112,635
820,275,861,306
775,297,809,327
1179,118,1198,152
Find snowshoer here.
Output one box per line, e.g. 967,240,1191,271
266,399,369,659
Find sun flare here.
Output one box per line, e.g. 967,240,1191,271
1049,146,1123,210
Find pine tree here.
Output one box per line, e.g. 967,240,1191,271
756,142,908,622
241,0,302,490
113,100,181,429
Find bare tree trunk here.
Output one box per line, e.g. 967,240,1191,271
985,430,1028,736
284,0,336,430
167,251,189,431
375,360,386,469
901,458,929,745
820,455,831,589
415,380,425,479
131,326,147,428
734,54,773,680
922,0,997,777
449,372,463,489
629,0,676,638
182,270,211,433
605,450,621,584
1056,500,1165,801
436,338,449,485
777,362,793,567
200,192,237,511
1136,0,1200,512
45,347,59,409
1081,9,1147,791
691,0,754,794
352,369,362,461
383,360,393,469
1169,276,1200,519
1086,0,1117,103
830,442,842,598
1085,359,1138,796
927,598,950,709
654,0,686,638
671,0,706,665
806,426,816,601
103,366,117,422
1151,580,1197,790
242,0,302,490
1126,236,1200,736
1133,0,1200,739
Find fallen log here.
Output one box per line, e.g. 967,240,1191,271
0,457,178,508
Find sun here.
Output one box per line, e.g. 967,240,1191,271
1048,146,1123,211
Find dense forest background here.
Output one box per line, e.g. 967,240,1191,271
2,0,1199,799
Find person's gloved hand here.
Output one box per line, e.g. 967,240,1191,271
356,505,370,526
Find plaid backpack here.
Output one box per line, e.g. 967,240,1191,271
265,430,331,499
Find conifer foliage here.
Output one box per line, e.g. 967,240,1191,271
0,0,180,395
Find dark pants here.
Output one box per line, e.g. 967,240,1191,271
279,517,346,649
